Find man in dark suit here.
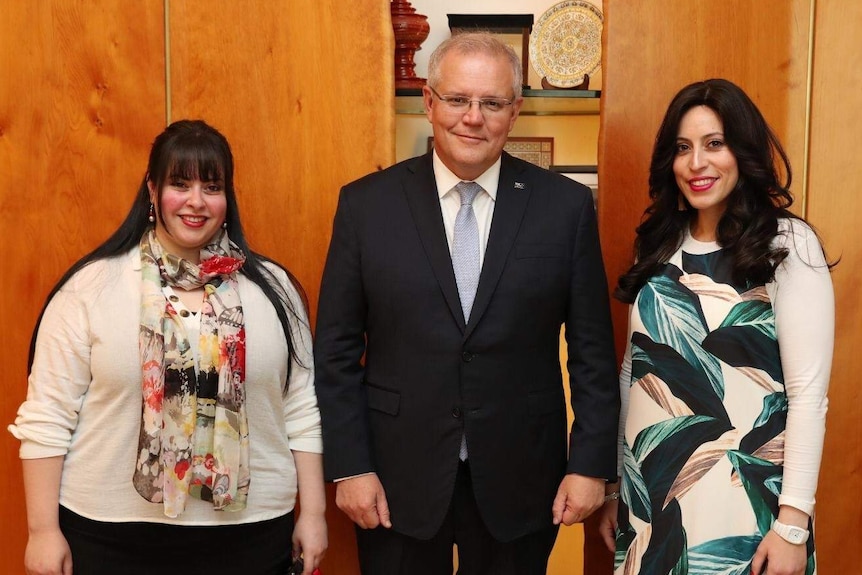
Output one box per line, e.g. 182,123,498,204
314,32,619,574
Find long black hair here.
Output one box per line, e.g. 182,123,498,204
28,120,307,389
615,78,825,303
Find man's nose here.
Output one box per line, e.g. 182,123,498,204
461,101,485,124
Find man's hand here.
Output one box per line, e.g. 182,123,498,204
335,473,392,529
552,473,605,525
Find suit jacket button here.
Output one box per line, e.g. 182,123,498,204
452,407,462,418
461,351,473,362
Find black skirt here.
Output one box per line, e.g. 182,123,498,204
59,506,294,575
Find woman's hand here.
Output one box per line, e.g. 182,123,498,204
24,528,72,575
290,451,327,573
751,506,810,575
750,530,807,575
292,510,327,575
598,493,619,553
22,457,70,574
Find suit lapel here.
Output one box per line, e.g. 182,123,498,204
403,154,467,330
465,153,530,339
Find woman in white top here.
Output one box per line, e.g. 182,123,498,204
10,120,326,575
598,79,834,575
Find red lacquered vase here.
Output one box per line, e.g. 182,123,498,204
390,0,430,89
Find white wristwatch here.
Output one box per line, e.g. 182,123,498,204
772,520,809,545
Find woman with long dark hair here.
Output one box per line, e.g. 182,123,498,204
10,120,326,575
599,79,833,575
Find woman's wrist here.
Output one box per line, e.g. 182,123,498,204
297,506,327,518
604,479,621,502
776,504,810,528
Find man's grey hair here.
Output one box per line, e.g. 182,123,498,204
427,32,523,99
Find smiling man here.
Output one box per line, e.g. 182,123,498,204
314,32,619,575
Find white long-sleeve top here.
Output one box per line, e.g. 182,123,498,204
617,218,833,516
9,248,322,525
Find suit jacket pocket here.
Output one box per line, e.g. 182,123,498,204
515,243,568,259
365,382,401,416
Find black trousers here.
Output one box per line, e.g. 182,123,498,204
59,506,294,575
356,461,559,575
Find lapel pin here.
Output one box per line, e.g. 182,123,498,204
514,182,525,189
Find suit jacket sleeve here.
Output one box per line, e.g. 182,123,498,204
314,186,373,481
564,190,620,480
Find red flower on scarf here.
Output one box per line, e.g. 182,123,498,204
175,459,191,480
142,360,164,411
200,255,243,276
204,453,215,471
221,329,247,374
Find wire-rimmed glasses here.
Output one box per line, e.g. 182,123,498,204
428,85,515,115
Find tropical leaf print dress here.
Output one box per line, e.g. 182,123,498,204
615,221,833,575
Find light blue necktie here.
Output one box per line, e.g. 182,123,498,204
452,181,482,460
452,181,482,323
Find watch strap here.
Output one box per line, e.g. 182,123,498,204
772,519,810,545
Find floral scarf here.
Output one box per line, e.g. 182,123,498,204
133,229,249,517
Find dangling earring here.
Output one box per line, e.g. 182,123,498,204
148,203,156,223
222,220,228,229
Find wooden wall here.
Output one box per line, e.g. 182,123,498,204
0,1,392,573
805,3,862,572
0,2,167,567
590,0,861,572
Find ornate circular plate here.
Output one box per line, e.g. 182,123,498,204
529,0,603,88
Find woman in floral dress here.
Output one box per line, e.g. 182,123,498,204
599,79,834,575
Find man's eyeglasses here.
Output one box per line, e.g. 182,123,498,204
428,86,514,114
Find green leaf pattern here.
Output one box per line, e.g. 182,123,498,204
622,440,652,523
638,273,725,399
617,250,816,573
687,535,760,575
718,300,776,341
632,415,716,464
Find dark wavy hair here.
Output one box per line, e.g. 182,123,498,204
615,78,816,303
28,120,306,389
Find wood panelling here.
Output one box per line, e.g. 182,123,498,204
805,3,862,572
0,2,166,570
1,1,391,573
168,1,393,573
168,0,394,320
598,0,811,350
591,0,815,572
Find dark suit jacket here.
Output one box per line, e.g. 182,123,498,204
314,152,619,542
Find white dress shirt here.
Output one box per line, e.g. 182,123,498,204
432,151,501,268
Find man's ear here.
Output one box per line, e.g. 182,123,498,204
422,85,434,122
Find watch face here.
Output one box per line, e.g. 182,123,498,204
774,521,808,544
788,527,805,543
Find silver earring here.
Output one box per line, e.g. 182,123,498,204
148,203,156,223
222,221,228,229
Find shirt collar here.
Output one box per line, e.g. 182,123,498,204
432,151,501,201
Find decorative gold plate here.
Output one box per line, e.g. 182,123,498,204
529,1,603,88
